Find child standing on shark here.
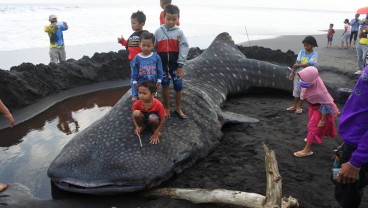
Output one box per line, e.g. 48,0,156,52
154,4,189,118
117,11,147,62
130,32,163,101
159,0,180,26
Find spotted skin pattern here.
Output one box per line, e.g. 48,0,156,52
47,33,298,194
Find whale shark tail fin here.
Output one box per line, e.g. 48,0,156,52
217,111,259,127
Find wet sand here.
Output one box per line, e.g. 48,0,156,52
145,33,366,207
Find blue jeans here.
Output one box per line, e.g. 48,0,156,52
356,42,368,70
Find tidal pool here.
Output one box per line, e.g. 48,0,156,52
0,87,127,199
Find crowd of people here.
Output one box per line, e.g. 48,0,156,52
0,1,367,207
327,13,368,75
284,25,368,205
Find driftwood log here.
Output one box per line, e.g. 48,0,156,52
145,143,299,208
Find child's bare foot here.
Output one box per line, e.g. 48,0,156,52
165,107,171,118
174,109,186,119
294,150,313,157
0,183,8,192
132,96,137,102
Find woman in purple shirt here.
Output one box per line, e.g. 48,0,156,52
335,65,368,208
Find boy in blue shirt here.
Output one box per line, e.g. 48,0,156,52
44,14,68,63
130,32,163,101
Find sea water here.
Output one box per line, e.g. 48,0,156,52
0,0,365,69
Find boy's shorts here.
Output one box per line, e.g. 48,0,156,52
161,70,183,91
142,112,160,125
293,75,301,97
328,37,333,42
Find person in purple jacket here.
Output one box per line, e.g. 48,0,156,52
334,65,368,208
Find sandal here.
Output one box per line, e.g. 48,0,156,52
294,151,314,157
286,106,296,111
295,108,303,114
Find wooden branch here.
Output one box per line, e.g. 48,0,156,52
145,188,298,208
144,143,299,208
146,188,265,208
263,142,282,207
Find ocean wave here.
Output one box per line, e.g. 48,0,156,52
0,4,80,14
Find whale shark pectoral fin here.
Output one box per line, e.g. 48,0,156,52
217,111,259,126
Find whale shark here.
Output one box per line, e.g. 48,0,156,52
47,32,349,194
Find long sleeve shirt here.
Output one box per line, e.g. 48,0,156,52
339,67,368,168
130,52,163,84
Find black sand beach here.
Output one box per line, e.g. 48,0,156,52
0,32,366,208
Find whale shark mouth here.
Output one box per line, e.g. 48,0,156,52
52,180,146,195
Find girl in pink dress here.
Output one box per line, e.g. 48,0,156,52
294,66,339,157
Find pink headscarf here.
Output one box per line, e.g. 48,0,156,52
298,66,339,115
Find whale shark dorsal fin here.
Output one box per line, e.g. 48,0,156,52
218,111,259,126
201,32,246,59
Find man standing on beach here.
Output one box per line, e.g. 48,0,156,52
44,14,68,63
349,14,362,48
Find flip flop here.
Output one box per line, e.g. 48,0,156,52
295,108,303,114
0,183,8,192
294,151,314,157
286,106,296,111
174,111,187,119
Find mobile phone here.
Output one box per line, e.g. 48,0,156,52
332,168,340,180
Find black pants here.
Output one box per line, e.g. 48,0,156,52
350,31,359,43
334,143,368,208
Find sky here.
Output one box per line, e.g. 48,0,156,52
0,0,367,13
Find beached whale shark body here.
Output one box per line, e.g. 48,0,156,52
47,33,301,194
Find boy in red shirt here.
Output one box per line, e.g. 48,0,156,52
131,80,166,144
327,23,335,48
118,10,147,61
159,0,180,26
